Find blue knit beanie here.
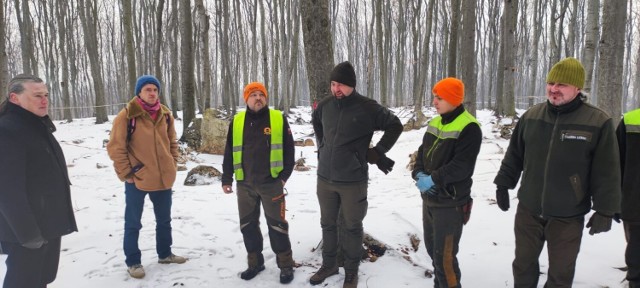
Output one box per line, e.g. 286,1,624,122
135,75,161,96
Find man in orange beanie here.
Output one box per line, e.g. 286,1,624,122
221,82,296,284
412,77,482,287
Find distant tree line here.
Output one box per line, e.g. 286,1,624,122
0,0,637,136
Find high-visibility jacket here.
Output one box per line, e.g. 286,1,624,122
413,105,482,207
619,108,640,221
232,109,284,180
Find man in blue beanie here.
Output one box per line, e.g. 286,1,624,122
107,74,186,279
134,75,161,96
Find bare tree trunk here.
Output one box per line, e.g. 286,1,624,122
13,0,38,75
596,0,627,118
195,0,211,110
180,0,196,136
365,1,375,97
270,0,281,109
393,0,406,108
169,0,179,118
259,0,269,98
494,1,505,113
460,0,477,115
122,0,137,93
154,0,165,88
78,0,108,124
301,0,333,104
234,0,247,97
414,0,436,114
375,0,386,104
56,0,72,121
583,0,599,97
448,0,461,77
410,0,422,101
281,0,301,113
566,0,578,56
526,0,544,107
249,0,258,81
219,0,234,114
500,0,517,117
0,0,9,101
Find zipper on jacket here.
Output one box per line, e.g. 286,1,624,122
150,114,167,188
329,102,344,181
541,111,561,217
425,122,444,166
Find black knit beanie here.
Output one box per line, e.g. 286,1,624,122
330,61,356,88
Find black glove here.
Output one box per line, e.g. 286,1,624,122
376,155,395,174
496,186,510,211
366,148,381,164
586,212,613,235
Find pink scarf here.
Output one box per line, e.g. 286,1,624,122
136,97,161,121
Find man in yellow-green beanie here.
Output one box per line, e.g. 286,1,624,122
493,57,621,287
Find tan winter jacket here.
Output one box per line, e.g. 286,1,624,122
107,97,179,191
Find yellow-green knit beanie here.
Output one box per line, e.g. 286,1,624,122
546,57,585,89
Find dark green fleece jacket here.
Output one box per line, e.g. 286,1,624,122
494,95,621,218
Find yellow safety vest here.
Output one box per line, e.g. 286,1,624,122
425,110,480,157
232,109,284,180
624,108,640,134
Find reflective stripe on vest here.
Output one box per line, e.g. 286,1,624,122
232,109,285,180
425,110,480,158
624,108,640,134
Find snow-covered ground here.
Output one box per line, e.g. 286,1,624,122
0,107,628,287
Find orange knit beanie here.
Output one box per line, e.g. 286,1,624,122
243,82,268,102
432,77,464,106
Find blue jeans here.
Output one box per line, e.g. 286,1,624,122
124,182,173,266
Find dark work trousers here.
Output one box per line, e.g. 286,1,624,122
123,182,173,267
625,221,640,287
423,203,465,288
513,203,584,288
1,237,61,288
237,180,293,268
316,178,368,274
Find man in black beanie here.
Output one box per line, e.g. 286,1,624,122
310,61,402,288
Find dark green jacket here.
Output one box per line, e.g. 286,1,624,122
412,105,482,207
617,108,640,222
494,95,621,217
312,91,402,184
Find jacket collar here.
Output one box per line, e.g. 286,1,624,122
547,93,583,114
126,97,171,120
5,101,56,133
333,90,360,107
247,106,269,118
440,104,465,124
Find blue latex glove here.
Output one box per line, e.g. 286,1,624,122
415,172,435,193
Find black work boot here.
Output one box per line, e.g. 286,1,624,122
240,253,265,280
280,267,294,284
310,265,339,285
276,250,295,284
